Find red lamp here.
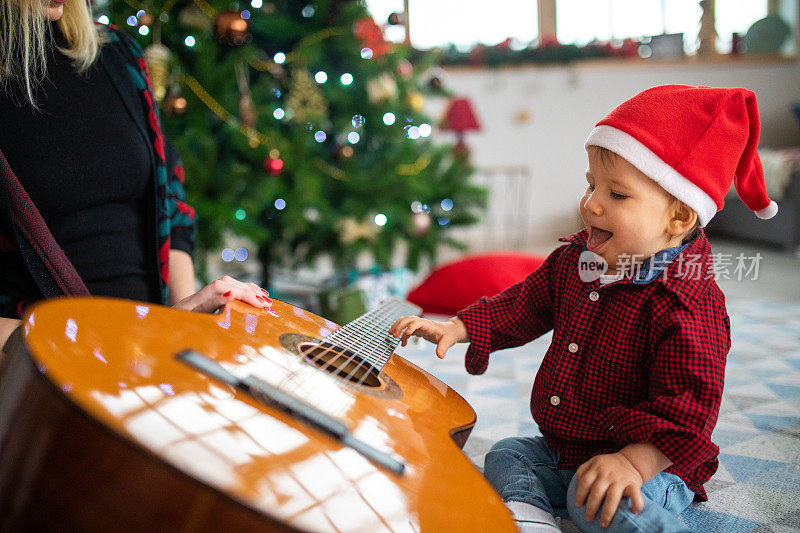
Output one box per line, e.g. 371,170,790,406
441,97,481,156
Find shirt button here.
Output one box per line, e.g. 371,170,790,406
568,343,579,353
589,291,600,302
550,395,561,406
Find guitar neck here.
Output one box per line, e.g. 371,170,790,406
324,298,421,372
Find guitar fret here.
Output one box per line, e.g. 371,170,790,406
325,298,419,372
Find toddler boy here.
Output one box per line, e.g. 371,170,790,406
390,85,777,532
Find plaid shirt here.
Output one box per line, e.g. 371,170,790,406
458,228,730,500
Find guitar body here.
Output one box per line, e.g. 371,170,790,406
0,297,515,532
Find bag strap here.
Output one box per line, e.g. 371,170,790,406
0,148,90,296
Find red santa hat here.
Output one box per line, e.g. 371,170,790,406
585,85,777,227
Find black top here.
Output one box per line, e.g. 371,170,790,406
0,24,155,302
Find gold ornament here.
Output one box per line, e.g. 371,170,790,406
164,88,187,116
214,10,250,45
338,217,380,244
367,73,398,104
286,69,328,123
236,62,256,129
177,4,213,31
143,43,171,102
406,91,424,113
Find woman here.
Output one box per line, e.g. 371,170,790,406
0,0,270,354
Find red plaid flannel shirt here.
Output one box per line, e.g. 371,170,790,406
458,228,730,500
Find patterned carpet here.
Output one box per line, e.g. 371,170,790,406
394,299,800,532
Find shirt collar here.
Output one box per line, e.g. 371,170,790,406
559,228,713,308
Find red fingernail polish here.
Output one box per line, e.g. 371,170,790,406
261,288,269,295
223,291,231,297
257,295,266,301
264,298,273,305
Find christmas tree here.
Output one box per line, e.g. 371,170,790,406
99,0,485,287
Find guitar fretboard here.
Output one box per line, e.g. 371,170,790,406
324,298,421,372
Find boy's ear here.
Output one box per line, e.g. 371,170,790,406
668,201,698,237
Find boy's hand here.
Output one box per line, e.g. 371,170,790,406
574,452,645,528
389,316,469,359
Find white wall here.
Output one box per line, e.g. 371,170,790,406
433,58,800,257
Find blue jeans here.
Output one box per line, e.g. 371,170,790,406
484,436,695,532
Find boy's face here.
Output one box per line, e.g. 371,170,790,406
580,148,677,274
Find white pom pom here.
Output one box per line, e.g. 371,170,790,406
755,200,778,220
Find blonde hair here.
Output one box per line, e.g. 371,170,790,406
0,0,104,109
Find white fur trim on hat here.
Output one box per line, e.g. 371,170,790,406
585,125,718,227
755,200,778,219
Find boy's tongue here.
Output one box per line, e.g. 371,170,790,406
588,227,613,250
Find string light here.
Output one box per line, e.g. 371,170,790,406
405,126,420,139
340,73,353,85
235,209,247,220
441,198,454,211
234,248,248,261
314,131,327,142
374,214,387,226
274,52,286,64
419,123,432,137
273,108,285,119
352,114,365,127
383,112,396,125
184,36,196,47
251,0,262,7
96,15,109,24
138,26,150,36
126,15,137,26
274,198,286,210
347,132,360,144
301,5,315,17
360,48,373,59
221,248,235,262
315,71,328,84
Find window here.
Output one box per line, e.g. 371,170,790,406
366,0,538,49
557,0,767,54
367,0,775,55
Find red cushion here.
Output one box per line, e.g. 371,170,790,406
406,253,545,315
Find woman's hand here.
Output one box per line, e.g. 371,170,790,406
172,276,271,314
574,452,645,528
388,316,469,359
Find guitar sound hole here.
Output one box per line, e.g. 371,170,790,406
297,342,381,388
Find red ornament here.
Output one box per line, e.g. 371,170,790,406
264,156,284,176
353,17,391,57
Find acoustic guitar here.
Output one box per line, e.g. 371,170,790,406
0,296,515,532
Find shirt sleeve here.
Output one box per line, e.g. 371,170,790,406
456,245,564,375
599,290,731,474
164,139,197,256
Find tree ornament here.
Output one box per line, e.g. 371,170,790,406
177,4,213,31
353,17,391,57
334,144,354,160
412,212,432,237
396,60,413,77
286,68,328,123
366,73,397,103
143,43,171,102
163,87,187,116
338,217,379,244
214,10,250,46
263,155,284,176
406,91,424,113
236,62,256,129
138,11,154,26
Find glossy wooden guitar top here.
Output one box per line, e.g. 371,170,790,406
20,296,515,532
